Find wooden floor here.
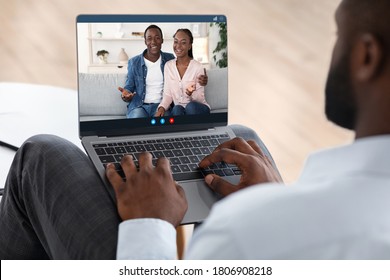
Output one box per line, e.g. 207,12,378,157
0,0,352,183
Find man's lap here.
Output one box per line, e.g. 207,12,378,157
0,125,277,259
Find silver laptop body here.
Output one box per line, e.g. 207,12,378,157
76,14,239,224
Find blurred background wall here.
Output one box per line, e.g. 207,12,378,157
0,0,352,183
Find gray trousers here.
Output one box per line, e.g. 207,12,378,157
0,125,278,259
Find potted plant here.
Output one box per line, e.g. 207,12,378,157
210,22,227,68
96,50,109,64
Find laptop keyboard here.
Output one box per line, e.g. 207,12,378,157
94,134,242,181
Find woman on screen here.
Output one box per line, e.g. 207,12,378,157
155,28,210,116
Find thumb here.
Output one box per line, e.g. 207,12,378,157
175,184,188,209
105,163,125,197
118,87,124,92
204,174,238,197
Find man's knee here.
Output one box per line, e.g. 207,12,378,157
21,134,61,153
20,135,80,164
25,134,64,145
127,107,147,118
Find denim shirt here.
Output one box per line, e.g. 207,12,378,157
123,49,175,113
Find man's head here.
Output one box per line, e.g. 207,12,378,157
325,0,390,136
144,25,164,57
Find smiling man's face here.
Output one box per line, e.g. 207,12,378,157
144,28,163,57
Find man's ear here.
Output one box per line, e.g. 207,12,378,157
352,33,384,81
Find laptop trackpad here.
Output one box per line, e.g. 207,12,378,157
180,175,240,225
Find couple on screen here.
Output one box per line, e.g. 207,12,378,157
118,25,210,119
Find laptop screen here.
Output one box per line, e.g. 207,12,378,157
76,15,228,137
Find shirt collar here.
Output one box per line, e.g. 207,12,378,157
141,49,163,65
298,135,390,182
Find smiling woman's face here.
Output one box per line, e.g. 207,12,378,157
173,30,192,59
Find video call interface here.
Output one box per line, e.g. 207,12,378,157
77,15,228,131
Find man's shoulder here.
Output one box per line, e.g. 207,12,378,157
206,183,287,227
129,52,144,64
161,51,175,61
208,182,321,228
195,178,390,259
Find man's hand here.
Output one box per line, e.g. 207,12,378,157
199,137,282,197
197,68,208,86
106,153,188,227
118,87,135,102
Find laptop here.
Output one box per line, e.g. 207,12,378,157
76,14,240,224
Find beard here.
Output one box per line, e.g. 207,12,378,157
325,51,357,130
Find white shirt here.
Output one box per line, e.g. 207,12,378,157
144,56,163,103
117,135,390,259
158,59,209,110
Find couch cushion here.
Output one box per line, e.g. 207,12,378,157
79,73,127,116
205,67,228,111
78,67,228,117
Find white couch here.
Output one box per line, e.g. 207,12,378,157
0,82,80,193
78,67,228,121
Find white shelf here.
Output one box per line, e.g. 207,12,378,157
88,63,127,73
83,23,211,73
88,37,145,41
89,63,127,67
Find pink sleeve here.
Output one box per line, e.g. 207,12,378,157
190,64,209,107
159,63,173,110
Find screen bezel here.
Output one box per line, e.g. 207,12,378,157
76,14,228,138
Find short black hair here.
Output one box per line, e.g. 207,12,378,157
144,25,163,40
349,0,390,68
343,0,390,49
